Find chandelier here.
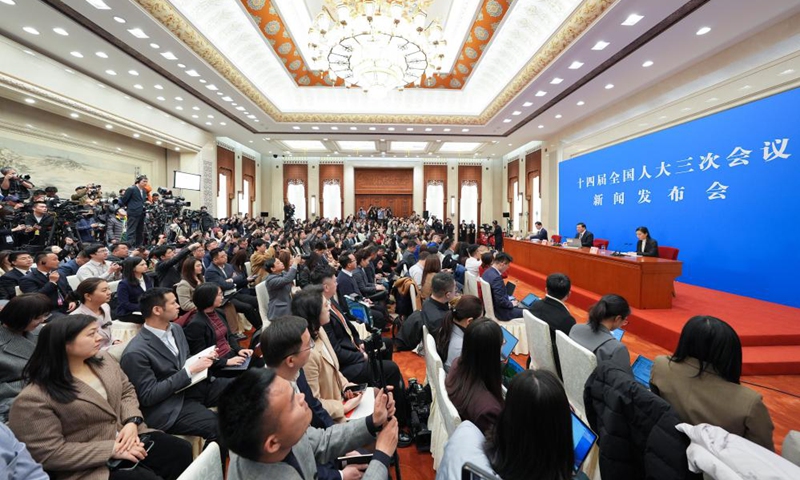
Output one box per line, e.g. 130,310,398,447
308,0,446,99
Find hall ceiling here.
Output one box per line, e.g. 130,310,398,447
0,0,799,158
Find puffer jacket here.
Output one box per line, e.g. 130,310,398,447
584,363,700,480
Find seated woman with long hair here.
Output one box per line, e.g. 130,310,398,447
71,278,117,350
183,283,255,375
477,251,493,277
438,370,579,480
175,257,204,312
570,294,633,375
650,315,775,450
435,295,483,372
0,293,51,423
419,255,442,300
116,256,153,324
8,314,192,480
445,318,504,434
291,285,363,422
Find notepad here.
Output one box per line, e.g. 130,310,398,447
177,346,214,392
345,389,375,421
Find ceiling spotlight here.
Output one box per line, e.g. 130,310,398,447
551,77,563,84
156,96,165,101
220,122,227,126
406,127,414,131
22,26,39,35
175,106,183,110
128,70,139,76
369,127,376,131
95,51,108,58
133,133,140,138
0,0,17,5
592,40,609,50
642,60,654,67
425,128,432,132
205,84,218,91
156,141,162,145
312,126,320,130
351,127,358,131
149,43,159,49
24,98,35,104
535,91,547,97
696,26,711,36
127,28,148,39
174,96,183,101
605,83,614,89
577,100,585,106
569,61,584,70
113,16,126,23
174,147,180,151
522,102,533,107
191,115,198,119
555,114,562,119
53,27,68,36
621,14,643,26
70,51,83,58
86,0,111,9
133,84,143,89
207,115,214,119
160,51,178,60
538,125,544,129
462,128,470,132
154,84,163,90
512,111,521,116
205,122,212,126
185,69,200,77
105,124,113,129
293,126,301,130
70,112,79,118
105,69,116,75
443,128,451,132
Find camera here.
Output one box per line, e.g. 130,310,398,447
406,377,432,452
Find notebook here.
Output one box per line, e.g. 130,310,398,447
501,327,519,360
520,293,539,308
572,412,598,473
611,329,625,341
631,355,654,388
177,346,214,392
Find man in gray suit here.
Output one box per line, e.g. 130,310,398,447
120,287,232,446
219,368,399,480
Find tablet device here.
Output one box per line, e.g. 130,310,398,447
572,412,598,473
520,293,539,308
505,281,516,296
500,327,518,360
502,357,525,387
462,462,499,479
631,355,654,388
611,329,625,341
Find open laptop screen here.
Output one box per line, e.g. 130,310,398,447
500,327,518,360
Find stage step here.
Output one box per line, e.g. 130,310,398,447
742,346,800,376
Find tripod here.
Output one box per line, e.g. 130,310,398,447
364,330,403,480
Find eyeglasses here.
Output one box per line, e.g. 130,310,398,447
284,338,315,358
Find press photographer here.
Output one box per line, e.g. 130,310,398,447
23,201,54,249
0,168,34,201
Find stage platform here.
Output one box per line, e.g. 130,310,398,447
509,264,800,375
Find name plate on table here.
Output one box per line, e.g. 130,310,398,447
590,247,599,254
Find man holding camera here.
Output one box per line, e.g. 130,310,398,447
119,175,149,247
0,168,33,200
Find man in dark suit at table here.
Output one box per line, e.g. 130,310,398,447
576,222,594,247
481,252,524,321
635,226,660,257
529,221,548,241
19,252,74,314
118,175,149,247
527,273,576,378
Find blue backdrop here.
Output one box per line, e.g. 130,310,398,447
559,87,800,308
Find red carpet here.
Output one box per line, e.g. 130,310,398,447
509,265,800,375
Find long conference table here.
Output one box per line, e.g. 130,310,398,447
504,238,683,309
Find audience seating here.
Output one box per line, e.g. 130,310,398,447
409,282,421,312
110,320,141,344
423,326,446,469
254,280,271,329
463,271,478,297
522,310,558,376
107,280,120,293
244,261,252,276
477,278,528,355
554,330,596,420
784,430,800,467
551,234,562,244
66,274,80,291
431,366,461,470
176,441,223,479
422,326,443,387
592,238,610,250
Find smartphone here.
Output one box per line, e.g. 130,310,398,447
335,454,373,469
107,437,154,471
344,383,368,394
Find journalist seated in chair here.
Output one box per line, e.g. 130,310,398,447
183,283,257,376
205,248,262,330
175,257,204,312
0,293,51,423
529,273,576,378
8,314,193,480
116,256,153,324
570,294,633,376
71,278,116,350
419,254,442,301
650,315,774,450
635,226,659,257
481,252,524,320
438,370,584,480
434,295,483,372
291,286,364,423
445,318,504,434
219,368,399,480
19,252,76,314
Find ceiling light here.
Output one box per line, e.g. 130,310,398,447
323,138,329,141
642,60,654,67
508,143,513,146
175,106,183,110
538,125,544,129
185,69,200,77
577,100,585,106
160,51,178,60
462,128,469,132
592,41,609,50
369,127,376,131
443,128,451,132
681,107,692,112
128,70,139,76
22,26,39,35
569,61,583,70
199,79,207,84
133,133,140,138
174,147,180,151
127,28,148,39
220,122,227,126
696,27,711,36
53,27,68,36
205,84,218,91
522,102,533,108
86,0,111,9
235,106,245,111
64,68,74,74
0,0,16,5
24,98,35,104
174,96,183,101
293,126,301,130
113,16,126,23
105,124,113,129
133,84,143,89
70,112,79,118
351,127,359,131
555,114,562,119
551,77,563,84
149,43,159,49
503,119,511,123
621,14,643,26
191,115,198,119
311,126,320,130
779,69,795,76
105,69,116,75
156,141,162,145
512,111,521,116
70,51,83,58
96,83,105,88
705,97,718,103
153,84,163,90
205,122,212,126
425,128,432,132
387,127,395,131
605,83,614,89
156,96,165,101
535,91,547,97
207,115,214,119
177,64,186,69
658,115,667,119
95,51,108,58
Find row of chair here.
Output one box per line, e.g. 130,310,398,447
423,325,462,470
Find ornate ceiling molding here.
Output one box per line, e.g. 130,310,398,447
137,0,614,125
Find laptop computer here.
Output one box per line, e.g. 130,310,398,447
631,355,654,388
345,298,372,328
502,356,525,387
221,355,252,371
572,411,598,473
565,237,581,248
611,329,625,341
520,293,539,308
501,327,519,360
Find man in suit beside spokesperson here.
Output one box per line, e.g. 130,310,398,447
118,175,149,247
576,222,594,247
220,368,399,480
120,288,232,447
481,252,524,321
